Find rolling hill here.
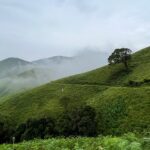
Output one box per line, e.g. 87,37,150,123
0,47,149,134
56,47,150,85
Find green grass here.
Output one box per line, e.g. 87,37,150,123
0,84,108,124
0,47,150,133
1,133,149,150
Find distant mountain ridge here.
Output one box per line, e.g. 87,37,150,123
0,57,32,78
33,56,73,66
0,51,108,97
0,58,31,70
0,57,30,64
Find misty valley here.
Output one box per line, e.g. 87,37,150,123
0,51,108,98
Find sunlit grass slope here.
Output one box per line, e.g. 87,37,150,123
0,47,149,134
56,47,150,85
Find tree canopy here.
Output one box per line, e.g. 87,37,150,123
108,48,132,70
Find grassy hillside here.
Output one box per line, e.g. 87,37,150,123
0,47,150,134
55,47,150,85
0,84,107,123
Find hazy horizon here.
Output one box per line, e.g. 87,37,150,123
0,49,109,62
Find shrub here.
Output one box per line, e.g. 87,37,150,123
0,114,14,144
56,105,97,136
15,117,56,142
144,79,150,83
128,80,143,87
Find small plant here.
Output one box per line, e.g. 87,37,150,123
12,136,15,149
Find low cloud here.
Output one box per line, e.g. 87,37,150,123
0,50,108,96
0,0,150,60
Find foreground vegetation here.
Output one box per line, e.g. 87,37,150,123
1,133,149,150
0,105,98,143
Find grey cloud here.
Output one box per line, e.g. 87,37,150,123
0,0,150,60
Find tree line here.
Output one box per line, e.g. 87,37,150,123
0,105,97,144
1,95,148,144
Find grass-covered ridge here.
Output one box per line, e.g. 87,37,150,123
0,47,150,135
55,47,150,85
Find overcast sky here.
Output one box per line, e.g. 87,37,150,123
0,0,150,61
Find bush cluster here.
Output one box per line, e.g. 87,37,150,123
128,78,150,87
0,105,97,143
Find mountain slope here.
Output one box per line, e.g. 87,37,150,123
33,56,73,66
0,58,31,78
0,68,53,97
55,47,150,85
0,51,108,98
0,47,149,134
0,57,30,69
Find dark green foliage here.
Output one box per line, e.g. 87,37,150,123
128,80,143,87
15,123,26,142
56,105,97,136
127,79,150,87
0,121,14,144
108,48,132,70
0,114,14,144
15,117,55,142
144,79,150,83
55,112,72,136
9,106,97,143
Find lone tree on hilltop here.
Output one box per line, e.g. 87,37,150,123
108,48,132,70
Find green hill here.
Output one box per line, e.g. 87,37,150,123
55,47,150,85
0,47,150,134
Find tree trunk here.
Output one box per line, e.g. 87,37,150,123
124,61,128,70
